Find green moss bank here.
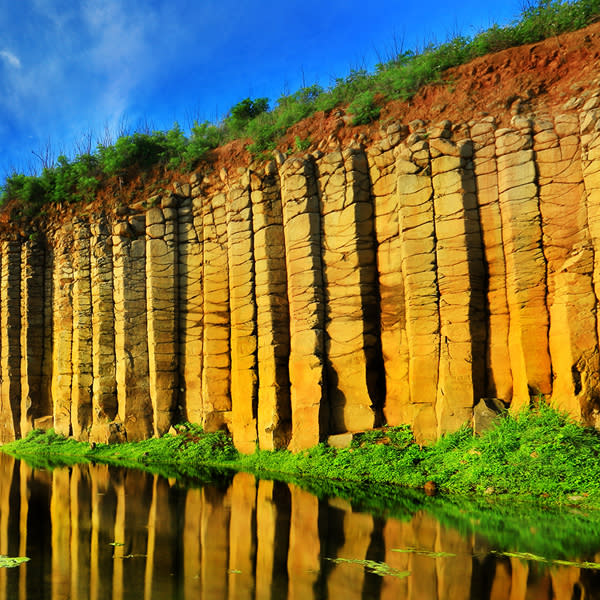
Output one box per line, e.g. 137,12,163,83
3,404,600,509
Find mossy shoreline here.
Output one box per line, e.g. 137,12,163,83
4,404,600,510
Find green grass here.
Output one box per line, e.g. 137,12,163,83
5,404,600,507
3,0,600,218
8,405,600,563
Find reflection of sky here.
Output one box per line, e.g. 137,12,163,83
0,0,521,176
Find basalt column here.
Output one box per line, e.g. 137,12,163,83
50,229,74,437
495,120,552,408
471,117,513,402
19,237,45,436
280,157,327,450
535,113,599,417
0,240,21,442
368,125,410,427
179,184,204,425
201,192,232,430
225,174,258,452
250,164,291,450
579,99,600,424
113,217,152,441
71,220,93,439
396,134,440,442
430,122,486,435
89,219,117,443
146,198,179,436
318,147,379,432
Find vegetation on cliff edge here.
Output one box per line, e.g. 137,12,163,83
4,403,600,509
3,0,600,218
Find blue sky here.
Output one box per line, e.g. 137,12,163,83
0,0,524,177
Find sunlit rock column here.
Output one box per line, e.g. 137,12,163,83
202,191,232,431
396,132,439,442
20,237,45,436
250,164,291,450
89,219,117,442
146,197,179,436
536,113,599,417
228,472,257,599
71,220,93,440
471,117,513,402
368,124,409,427
179,180,204,425
496,119,551,408
280,157,327,450
430,121,486,434
318,147,380,432
50,229,74,437
225,174,258,452
113,217,152,441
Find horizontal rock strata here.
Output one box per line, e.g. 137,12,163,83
4,98,600,448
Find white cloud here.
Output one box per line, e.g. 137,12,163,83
0,50,21,69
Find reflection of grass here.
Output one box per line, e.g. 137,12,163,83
325,557,410,579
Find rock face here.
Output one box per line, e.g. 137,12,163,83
4,98,600,449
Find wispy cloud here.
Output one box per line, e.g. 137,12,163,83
0,50,21,69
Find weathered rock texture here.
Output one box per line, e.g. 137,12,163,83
5,94,600,449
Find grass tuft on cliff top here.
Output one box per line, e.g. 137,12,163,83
3,0,600,217
5,403,600,507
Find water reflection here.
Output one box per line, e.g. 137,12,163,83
0,452,599,599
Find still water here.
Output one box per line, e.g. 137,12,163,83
0,453,599,599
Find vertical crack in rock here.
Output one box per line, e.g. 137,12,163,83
146,194,179,437
201,191,232,431
280,156,327,450
250,163,292,450
396,127,440,442
226,172,259,452
495,119,552,409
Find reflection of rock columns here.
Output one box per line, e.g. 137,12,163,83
183,488,203,598
435,522,472,600
228,472,257,599
90,464,115,600
287,485,320,600
51,469,71,600
201,486,230,599
70,465,91,600
381,519,409,600
256,480,290,599
326,499,374,599
0,455,17,600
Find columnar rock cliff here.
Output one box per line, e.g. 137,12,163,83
4,85,600,449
